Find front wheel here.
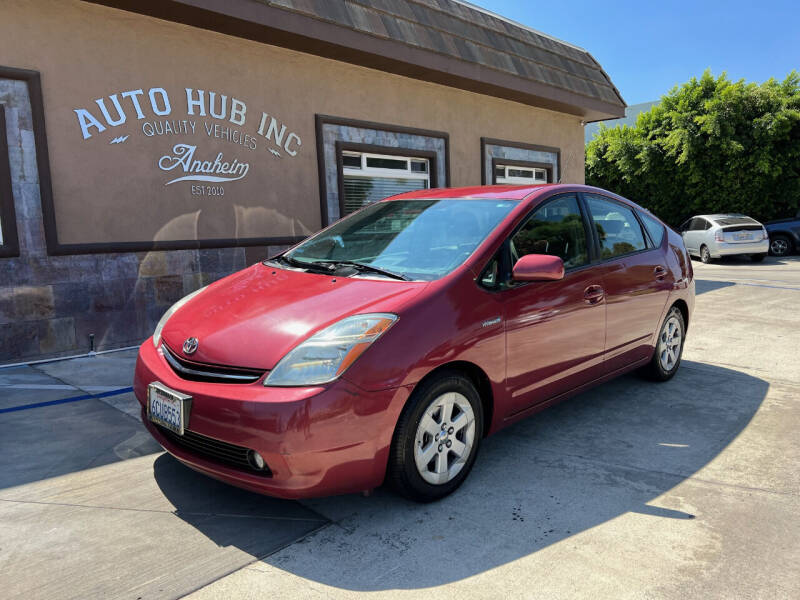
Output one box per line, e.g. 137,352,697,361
643,306,686,382
388,371,483,502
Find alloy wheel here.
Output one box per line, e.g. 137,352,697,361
658,315,682,372
770,238,789,256
414,392,476,485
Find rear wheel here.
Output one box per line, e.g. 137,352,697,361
700,245,712,264
769,235,791,257
644,306,685,382
750,253,767,263
389,371,483,502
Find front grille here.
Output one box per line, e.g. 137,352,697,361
162,343,266,384
156,424,272,477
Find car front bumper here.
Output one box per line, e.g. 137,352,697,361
133,340,411,499
709,240,769,257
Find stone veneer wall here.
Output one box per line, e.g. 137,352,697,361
0,78,285,364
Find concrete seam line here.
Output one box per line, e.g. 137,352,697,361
0,345,141,370
180,520,333,599
0,498,331,520
0,387,134,414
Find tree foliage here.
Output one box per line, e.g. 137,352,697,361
585,71,800,226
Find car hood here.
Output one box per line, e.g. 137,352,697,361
161,263,428,370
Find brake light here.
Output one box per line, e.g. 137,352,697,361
762,229,769,240
714,230,724,242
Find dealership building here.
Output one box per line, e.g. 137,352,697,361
0,0,625,363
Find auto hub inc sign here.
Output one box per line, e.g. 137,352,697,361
73,87,302,189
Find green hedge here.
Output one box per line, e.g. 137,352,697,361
586,71,800,226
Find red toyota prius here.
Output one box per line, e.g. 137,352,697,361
134,184,694,502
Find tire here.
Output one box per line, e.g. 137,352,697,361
750,253,767,263
700,245,712,264
769,235,792,257
388,371,483,502
643,306,686,382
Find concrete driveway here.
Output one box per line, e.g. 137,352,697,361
1,256,798,599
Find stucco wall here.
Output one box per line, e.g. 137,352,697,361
0,0,585,363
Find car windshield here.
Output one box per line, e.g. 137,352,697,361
284,199,516,281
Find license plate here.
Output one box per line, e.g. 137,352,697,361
734,232,752,241
147,382,191,435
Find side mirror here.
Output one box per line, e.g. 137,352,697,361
512,254,565,282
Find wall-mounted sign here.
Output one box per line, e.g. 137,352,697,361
73,87,302,189
56,84,317,249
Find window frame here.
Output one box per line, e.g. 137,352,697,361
0,105,20,259
637,209,666,249
335,142,437,217
580,192,654,262
687,217,709,231
490,157,553,185
478,192,595,291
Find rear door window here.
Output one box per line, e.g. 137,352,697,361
639,211,665,247
585,195,647,259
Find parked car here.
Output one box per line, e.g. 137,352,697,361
134,184,694,502
679,214,768,263
765,210,800,257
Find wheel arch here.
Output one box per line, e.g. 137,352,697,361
409,361,495,438
768,229,797,242
670,298,690,332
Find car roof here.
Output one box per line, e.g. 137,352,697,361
387,183,590,201
388,184,552,201
699,214,746,220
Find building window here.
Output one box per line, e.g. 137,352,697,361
340,151,431,215
481,137,560,186
494,164,549,184
317,115,449,224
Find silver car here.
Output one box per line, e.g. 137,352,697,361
679,214,769,263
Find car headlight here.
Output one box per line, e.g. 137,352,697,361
152,286,208,348
265,313,398,386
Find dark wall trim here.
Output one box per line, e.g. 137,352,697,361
0,105,20,258
87,0,625,121
490,157,554,185
480,137,561,185
316,114,450,224
0,67,54,257
335,141,438,217
44,236,308,256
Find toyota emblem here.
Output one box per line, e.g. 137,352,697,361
183,337,199,355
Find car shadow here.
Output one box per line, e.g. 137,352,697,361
695,279,736,294
153,359,768,591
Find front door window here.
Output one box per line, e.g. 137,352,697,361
509,194,589,270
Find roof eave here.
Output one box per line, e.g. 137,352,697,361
87,0,626,121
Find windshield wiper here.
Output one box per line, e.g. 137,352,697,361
316,260,410,281
271,254,335,274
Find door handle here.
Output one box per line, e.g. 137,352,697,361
654,265,667,280
584,285,605,305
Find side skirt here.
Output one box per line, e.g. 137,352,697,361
499,356,651,427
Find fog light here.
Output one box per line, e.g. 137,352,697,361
247,450,266,470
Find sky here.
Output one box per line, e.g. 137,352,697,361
472,0,800,105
